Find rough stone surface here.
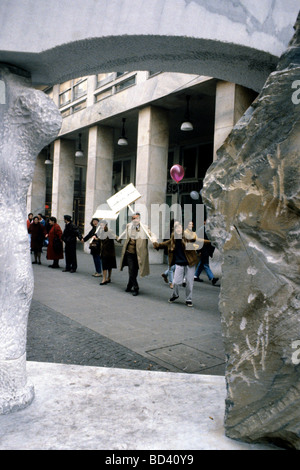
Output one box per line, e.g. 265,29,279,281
0,66,62,414
202,13,300,449
0,0,298,90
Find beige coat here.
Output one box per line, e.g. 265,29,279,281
120,222,154,277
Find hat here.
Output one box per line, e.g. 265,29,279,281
64,215,72,221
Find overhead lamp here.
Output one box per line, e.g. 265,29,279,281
44,145,52,165
180,95,193,131
118,118,128,146
75,133,84,157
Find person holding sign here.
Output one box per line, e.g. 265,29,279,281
119,212,156,296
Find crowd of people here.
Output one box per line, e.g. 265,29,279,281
27,211,219,307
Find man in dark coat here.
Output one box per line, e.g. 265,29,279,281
61,215,83,273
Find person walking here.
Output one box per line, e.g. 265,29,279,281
61,215,83,273
98,220,120,285
194,222,219,286
119,212,155,296
161,218,178,289
28,215,46,264
46,216,64,268
153,222,200,307
82,218,102,277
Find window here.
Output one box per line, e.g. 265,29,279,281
167,150,175,173
95,87,113,102
182,147,197,179
115,76,136,93
180,143,213,181
74,80,87,100
148,71,162,78
59,77,87,115
59,88,71,107
113,159,132,192
97,73,114,87
73,100,86,113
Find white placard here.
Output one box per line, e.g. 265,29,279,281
106,183,141,214
92,209,119,220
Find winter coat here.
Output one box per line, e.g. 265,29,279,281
98,229,118,259
62,222,82,245
120,222,153,277
28,222,46,252
47,223,64,260
154,232,199,267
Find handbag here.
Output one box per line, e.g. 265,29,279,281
89,237,100,254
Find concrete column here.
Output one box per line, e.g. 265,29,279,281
26,151,46,215
51,138,75,228
213,81,257,160
135,106,169,263
84,125,113,231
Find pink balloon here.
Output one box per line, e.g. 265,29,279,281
170,164,184,183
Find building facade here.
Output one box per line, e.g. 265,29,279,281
27,71,257,250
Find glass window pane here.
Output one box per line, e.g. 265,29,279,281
59,89,71,107
60,80,71,93
197,143,213,179
115,76,136,93
95,88,112,102
61,108,71,118
113,162,122,192
73,100,86,113
74,76,87,84
167,151,174,173
182,147,197,178
74,80,87,99
97,73,114,87
122,160,131,185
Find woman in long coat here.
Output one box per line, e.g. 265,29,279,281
46,216,64,268
97,220,120,285
82,218,102,277
28,216,46,264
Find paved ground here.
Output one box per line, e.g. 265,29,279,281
27,245,225,376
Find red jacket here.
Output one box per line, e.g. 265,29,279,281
47,223,64,260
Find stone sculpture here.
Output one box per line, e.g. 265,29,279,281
202,13,300,449
0,65,62,414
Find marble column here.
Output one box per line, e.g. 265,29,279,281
26,151,47,215
135,106,169,262
213,81,257,160
84,125,113,241
51,138,75,228
0,64,61,414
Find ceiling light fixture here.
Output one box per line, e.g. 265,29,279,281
44,145,52,165
118,118,128,146
180,95,193,131
75,133,84,157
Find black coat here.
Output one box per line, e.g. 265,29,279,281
62,222,82,244
84,226,100,256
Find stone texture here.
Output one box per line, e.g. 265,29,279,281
0,0,298,90
0,65,61,414
202,13,300,449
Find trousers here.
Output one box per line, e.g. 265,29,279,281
195,255,214,280
126,252,139,291
173,264,196,301
65,242,77,271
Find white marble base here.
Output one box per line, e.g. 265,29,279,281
0,362,277,450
